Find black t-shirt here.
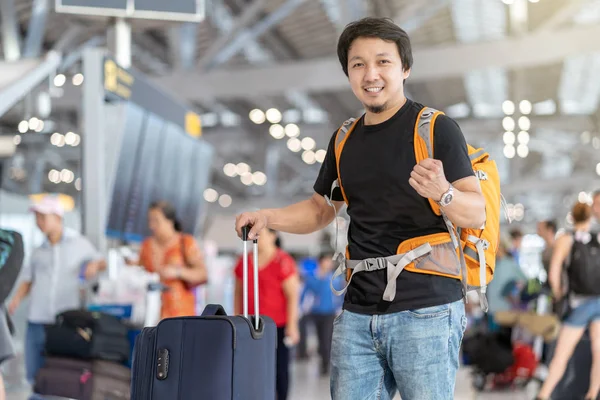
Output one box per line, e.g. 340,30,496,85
313,99,474,315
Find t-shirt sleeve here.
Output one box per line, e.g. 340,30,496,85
433,115,475,183
313,130,344,201
278,253,297,282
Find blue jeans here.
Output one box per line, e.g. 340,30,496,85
25,322,46,384
564,297,600,327
330,300,467,400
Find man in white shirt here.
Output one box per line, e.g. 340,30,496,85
8,196,105,384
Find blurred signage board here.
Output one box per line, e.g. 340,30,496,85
103,57,201,138
55,0,204,22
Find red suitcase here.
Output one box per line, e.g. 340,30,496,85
34,356,130,400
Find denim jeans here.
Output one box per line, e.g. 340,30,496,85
25,322,46,385
330,300,467,400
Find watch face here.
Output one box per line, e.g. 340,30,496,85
443,194,453,205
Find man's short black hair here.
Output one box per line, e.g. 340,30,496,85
541,220,557,233
337,17,413,77
509,228,523,240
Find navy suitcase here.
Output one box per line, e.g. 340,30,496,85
130,227,277,400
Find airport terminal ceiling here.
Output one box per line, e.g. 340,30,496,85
1,0,600,229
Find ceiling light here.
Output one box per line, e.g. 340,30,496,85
503,144,515,159
517,131,529,145
269,124,285,139
240,172,253,186
18,120,28,133
203,188,218,202
75,177,82,191
48,169,60,183
13,135,21,145
223,163,237,177
518,116,531,131
28,117,39,131
284,123,300,138
503,131,515,145
578,191,590,204
252,171,267,186
302,150,316,164
236,162,250,175
265,108,282,124
72,73,84,86
287,138,301,152
53,74,66,87
60,169,74,183
301,137,316,151
64,132,77,146
315,149,326,163
596,163,600,176
502,117,515,131
502,100,515,115
50,133,62,146
249,109,266,124
517,144,529,158
582,131,591,144
218,194,232,208
519,100,532,115
34,120,44,132
71,134,80,146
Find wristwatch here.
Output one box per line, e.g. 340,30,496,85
438,183,454,207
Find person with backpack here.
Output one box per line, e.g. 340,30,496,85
536,202,600,400
235,17,494,400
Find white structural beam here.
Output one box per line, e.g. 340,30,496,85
0,0,22,61
198,0,266,69
23,0,50,58
534,0,587,32
152,23,600,101
169,22,198,70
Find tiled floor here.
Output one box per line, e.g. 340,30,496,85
5,355,537,400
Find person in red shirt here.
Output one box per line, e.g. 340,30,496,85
234,228,300,400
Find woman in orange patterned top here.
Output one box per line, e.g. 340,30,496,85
137,201,207,320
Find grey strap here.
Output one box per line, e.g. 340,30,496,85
382,244,432,301
335,118,356,149
330,243,432,301
416,107,439,158
467,235,489,313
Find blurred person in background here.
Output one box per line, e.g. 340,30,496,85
486,239,527,331
592,190,600,226
301,250,342,376
508,228,524,266
234,228,300,400
136,201,207,320
8,196,105,385
537,220,557,278
536,202,600,400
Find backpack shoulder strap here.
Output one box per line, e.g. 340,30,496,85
414,107,444,215
332,117,359,205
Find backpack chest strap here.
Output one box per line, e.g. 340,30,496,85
330,243,432,301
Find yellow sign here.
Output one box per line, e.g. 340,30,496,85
185,112,202,137
104,59,134,99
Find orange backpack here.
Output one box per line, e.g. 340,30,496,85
327,107,504,312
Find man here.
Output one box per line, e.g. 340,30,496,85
592,190,600,226
537,220,557,276
8,196,105,385
235,17,485,399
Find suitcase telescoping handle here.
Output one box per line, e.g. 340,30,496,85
241,225,260,331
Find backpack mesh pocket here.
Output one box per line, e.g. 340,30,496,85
414,241,461,276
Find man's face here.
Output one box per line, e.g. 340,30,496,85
347,37,409,114
593,194,600,220
536,222,546,238
35,212,61,234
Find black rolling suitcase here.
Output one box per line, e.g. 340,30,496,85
45,310,131,363
130,226,277,400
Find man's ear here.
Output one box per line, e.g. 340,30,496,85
403,68,411,80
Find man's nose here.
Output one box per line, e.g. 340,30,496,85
364,65,380,82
